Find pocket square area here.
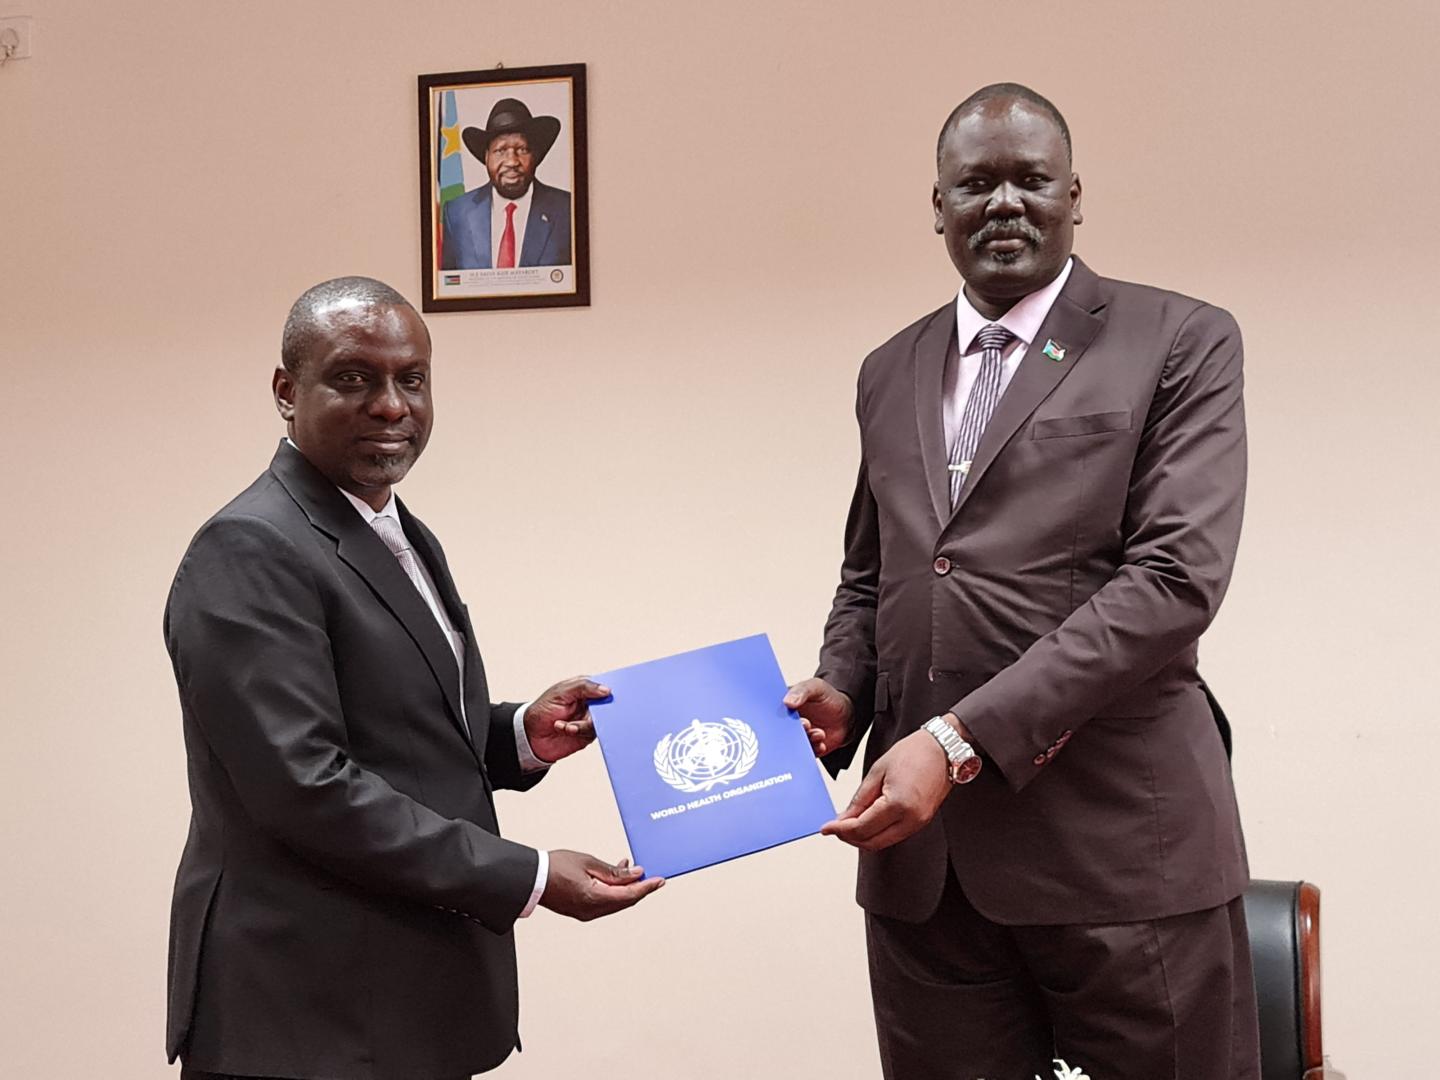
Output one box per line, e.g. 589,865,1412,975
1031,410,1133,440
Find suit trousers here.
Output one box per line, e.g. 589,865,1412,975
865,864,1261,1080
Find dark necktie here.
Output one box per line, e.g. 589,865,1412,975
948,323,1013,508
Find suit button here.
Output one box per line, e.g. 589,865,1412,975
1033,753,1047,766
927,666,936,682
933,556,951,575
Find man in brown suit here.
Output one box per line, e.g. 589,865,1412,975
786,84,1260,1078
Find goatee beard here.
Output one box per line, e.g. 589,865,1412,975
360,453,414,485
365,452,408,469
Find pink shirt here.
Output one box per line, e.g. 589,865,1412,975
943,258,1074,452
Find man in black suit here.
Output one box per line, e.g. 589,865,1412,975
164,276,662,1080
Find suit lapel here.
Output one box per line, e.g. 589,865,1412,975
947,259,1108,521
464,186,494,269
401,506,467,636
912,305,958,527
401,505,484,760
268,443,469,741
520,183,553,266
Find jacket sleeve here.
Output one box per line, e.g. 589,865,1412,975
816,363,882,777
165,513,540,932
482,701,547,792
955,304,1247,791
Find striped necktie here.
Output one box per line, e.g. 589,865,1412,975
948,323,1014,508
370,515,428,597
370,514,469,732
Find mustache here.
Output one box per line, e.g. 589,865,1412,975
969,219,1043,250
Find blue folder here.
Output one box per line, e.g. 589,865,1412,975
590,633,836,879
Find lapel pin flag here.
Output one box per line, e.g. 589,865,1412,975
1042,339,1067,362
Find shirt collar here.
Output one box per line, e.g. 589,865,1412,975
954,256,1074,354
338,486,398,524
495,182,534,218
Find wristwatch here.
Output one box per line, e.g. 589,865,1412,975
922,715,982,785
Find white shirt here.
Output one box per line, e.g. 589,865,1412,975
944,257,1074,453
332,482,549,917
489,183,533,266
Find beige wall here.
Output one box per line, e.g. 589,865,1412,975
3,0,1436,1075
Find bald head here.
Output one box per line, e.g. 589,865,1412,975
281,276,425,376
937,82,1072,165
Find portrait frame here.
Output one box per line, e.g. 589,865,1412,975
418,63,590,313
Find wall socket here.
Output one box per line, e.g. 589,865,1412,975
0,16,34,61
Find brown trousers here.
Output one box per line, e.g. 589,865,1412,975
865,866,1261,1080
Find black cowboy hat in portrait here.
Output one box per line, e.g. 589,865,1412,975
461,98,562,164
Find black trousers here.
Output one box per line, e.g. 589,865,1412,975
865,865,1261,1080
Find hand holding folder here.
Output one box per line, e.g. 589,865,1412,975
783,677,857,758
520,675,669,919
540,852,664,920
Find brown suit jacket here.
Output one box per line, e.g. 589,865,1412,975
818,257,1249,926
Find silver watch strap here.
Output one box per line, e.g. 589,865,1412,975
923,716,968,760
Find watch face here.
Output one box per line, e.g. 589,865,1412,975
951,756,982,784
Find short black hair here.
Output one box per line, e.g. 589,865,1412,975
280,276,420,375
937,83,1072,164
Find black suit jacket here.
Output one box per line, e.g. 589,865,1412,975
164,441,543,1079
818,258,1249,927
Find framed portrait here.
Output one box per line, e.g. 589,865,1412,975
418,63,590,313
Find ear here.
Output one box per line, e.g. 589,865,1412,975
272,365,296,422
932,181,945,235
1070,172,1084,226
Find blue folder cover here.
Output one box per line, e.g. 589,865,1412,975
590,633,836,879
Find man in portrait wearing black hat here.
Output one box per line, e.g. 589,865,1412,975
441,98,573,271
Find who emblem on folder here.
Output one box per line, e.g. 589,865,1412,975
589,634,836,879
